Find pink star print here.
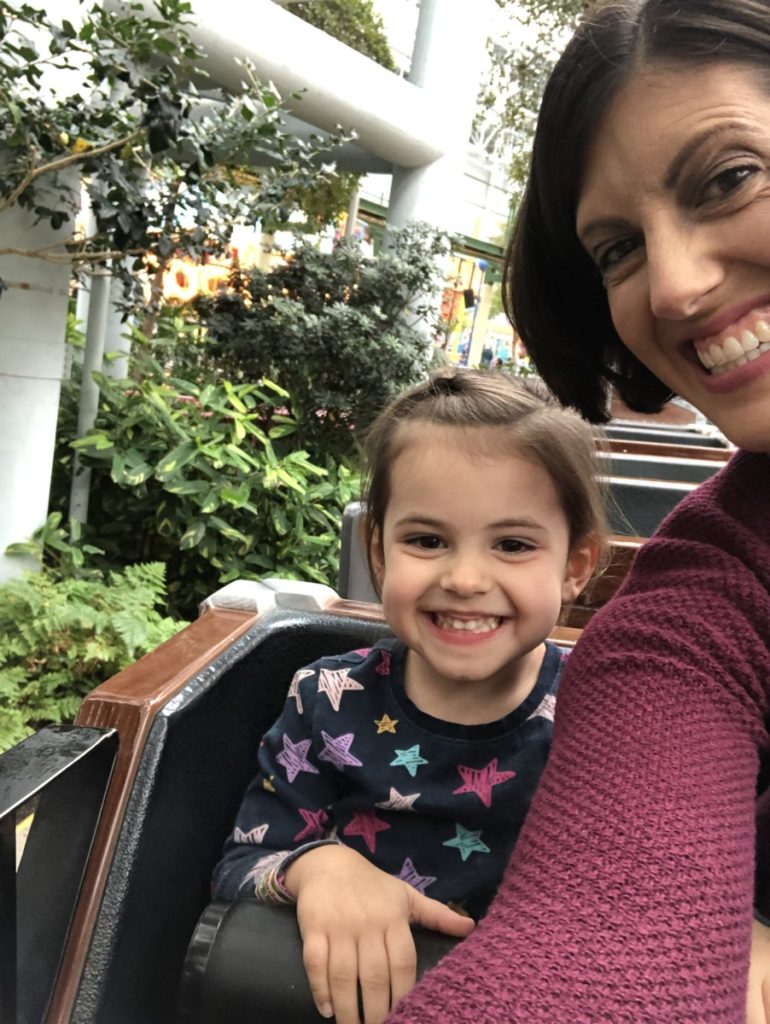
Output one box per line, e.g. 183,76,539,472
294,807,329,842
343,810,390,853
526,692,556,723
375,650,391,675
318,731,363,771
276,735,320,783
375,787,420,812
234,824,269,845
317,666,365,711
397,857,436,895
287,668,315,715
453,758,516,807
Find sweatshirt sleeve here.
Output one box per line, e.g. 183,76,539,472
212,664,343,902
389,466,770,1022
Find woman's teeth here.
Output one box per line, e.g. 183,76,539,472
697,320,770,375
432,614,501,633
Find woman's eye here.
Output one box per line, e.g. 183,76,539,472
405,534,444,549
700,163,757,203
596,235,641,274
496,538,532,554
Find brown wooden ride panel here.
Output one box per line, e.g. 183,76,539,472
603,437,733,462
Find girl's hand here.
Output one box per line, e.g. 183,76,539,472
284,844,475,1024
748,918,770,1024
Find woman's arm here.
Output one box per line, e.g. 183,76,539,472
389,493,770,1021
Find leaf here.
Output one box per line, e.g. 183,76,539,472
179,521,206,550
155,442,198,480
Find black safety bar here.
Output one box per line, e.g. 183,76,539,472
0,725,117,1024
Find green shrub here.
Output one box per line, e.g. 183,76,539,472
196,223,448,460
0,563,185,751
51,336,360,618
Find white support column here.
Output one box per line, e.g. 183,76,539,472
387,0,495,238
0,206,72,580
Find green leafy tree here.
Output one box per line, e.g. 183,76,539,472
0,0,347,305
195,222,448,459
475,0,587,211
276,0,397,227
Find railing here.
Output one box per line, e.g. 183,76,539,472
0,726,117,1024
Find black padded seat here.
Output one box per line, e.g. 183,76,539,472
69,606,391,1024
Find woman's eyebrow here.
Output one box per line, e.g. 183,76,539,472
577,215,634,247
663,120,752,189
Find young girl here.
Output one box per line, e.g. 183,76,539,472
212,368,606,1024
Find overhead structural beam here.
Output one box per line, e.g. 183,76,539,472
106,0,456,168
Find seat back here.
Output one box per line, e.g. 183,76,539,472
69,606,391,1024
607,477,697,536
595,450,720,485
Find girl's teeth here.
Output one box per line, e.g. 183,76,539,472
434,614,501,633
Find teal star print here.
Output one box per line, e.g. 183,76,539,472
390,744,428,778
443,824,490,861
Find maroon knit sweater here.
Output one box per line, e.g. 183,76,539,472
390,449,770,1022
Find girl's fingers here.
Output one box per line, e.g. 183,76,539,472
301,931,334,1019
358,933,397,1024
384,921,418,1013
327,936,361,1024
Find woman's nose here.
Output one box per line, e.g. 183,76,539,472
646,225,724,321
440,553,491,595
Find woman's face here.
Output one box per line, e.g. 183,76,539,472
576,62,770,451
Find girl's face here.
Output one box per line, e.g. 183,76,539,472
576,62,770,451
370,425,595,724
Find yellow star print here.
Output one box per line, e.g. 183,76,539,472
375,714,398,734
262,775,276,793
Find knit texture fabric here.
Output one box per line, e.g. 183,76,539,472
389,449,770,1023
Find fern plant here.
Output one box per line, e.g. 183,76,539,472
0,563,186,751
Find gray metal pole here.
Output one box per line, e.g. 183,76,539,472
69,266,111,524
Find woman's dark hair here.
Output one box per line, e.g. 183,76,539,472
505,0,770,422
361,367,607,595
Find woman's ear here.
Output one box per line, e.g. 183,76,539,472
561,535,602,603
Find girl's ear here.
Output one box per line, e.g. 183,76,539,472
365,521,385,589
561,535,602,603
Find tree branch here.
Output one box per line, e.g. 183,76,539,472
0,127,144,213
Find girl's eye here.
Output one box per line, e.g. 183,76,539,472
596,235,641,275
405,534,444,550
699,163,757,203
496,538,533,554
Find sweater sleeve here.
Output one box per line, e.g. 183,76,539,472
389,462,770,1022
211,664,343,902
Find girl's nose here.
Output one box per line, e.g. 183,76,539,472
646,225,723,322
440,553,491,596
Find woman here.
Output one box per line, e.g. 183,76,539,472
387,1,770,1020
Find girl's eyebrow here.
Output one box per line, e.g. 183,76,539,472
394,515,546,532
393,515,445,529
489,518,546,531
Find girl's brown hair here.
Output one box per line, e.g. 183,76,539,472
361,368,607,594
